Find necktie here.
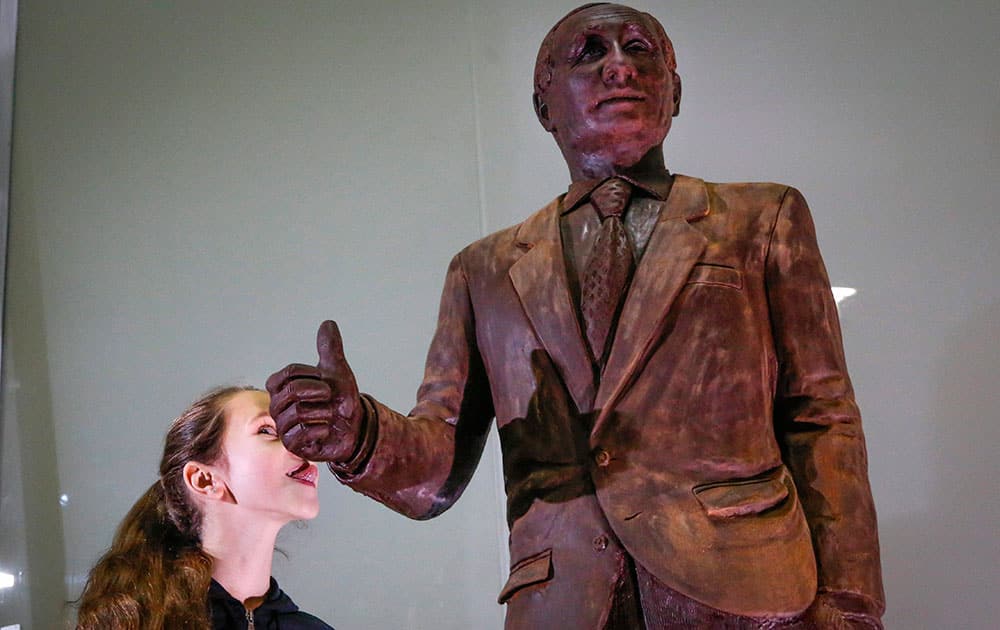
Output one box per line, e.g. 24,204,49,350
580,178,634,364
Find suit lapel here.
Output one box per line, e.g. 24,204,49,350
509,198,597,412
593,175,710,433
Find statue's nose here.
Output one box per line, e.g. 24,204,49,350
602,44,637,86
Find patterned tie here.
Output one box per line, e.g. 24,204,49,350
580,178,634,364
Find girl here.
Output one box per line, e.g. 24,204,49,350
77,386,333,629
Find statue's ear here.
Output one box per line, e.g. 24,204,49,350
672,72,682,117
534,93,554,132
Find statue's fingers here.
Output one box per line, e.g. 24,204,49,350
273,400,332,437
316,320,360,393
269,378,331,418
316,320,346,372
280,422,331,461
266,363,323,395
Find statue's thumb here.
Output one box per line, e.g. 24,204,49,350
316,320,347,374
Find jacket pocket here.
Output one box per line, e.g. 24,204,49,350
497,548,553,604
686,263,743,289
692,466,790,518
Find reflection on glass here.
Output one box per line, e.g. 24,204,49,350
832,286,857,307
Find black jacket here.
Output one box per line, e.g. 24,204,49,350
209,578,334,629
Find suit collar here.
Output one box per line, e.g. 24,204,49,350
513,197,558,250
659,174,711,221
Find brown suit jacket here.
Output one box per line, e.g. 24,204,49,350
336,175,884,627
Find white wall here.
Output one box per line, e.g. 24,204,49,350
2,1,998,628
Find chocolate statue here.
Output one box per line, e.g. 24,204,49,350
268,4,884,628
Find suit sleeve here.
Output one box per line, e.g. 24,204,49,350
765,187,885,616
332,251,495,520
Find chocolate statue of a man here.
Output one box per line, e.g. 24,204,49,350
268,4,885,628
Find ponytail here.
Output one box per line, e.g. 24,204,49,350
76,480,213,629
75,386,253,628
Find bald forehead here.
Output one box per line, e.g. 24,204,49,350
555,4,659,37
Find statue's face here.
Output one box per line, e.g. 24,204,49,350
537,5,679,173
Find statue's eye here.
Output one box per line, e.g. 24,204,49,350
577,37,606,62
624,39,651,54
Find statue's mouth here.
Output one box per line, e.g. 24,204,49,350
597,92,646,108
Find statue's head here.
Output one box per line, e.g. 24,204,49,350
533,3,681,179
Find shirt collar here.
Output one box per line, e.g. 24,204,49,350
561,170,673,215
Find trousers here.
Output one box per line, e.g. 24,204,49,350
606,555,809,630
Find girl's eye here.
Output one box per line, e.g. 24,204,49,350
258,425,277,436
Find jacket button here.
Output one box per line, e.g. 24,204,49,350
594,449,611,467
593,534,609,552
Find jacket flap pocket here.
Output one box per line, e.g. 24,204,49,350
686,264,742,289
497,549,553,604
693,468,790,518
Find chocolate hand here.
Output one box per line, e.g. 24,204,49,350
266,320,364,463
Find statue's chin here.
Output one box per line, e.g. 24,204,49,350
563,124,670,178
574,141,663,178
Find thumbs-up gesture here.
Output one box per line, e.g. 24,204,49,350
266,320,364,463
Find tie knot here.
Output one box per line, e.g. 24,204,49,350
590,178,631,219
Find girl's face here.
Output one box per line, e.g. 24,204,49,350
215,390,320,523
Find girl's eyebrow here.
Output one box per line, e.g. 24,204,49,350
245,411,270,426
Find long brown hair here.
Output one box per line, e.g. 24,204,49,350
76,385,258,629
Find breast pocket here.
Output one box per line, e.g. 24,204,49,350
686,263,743,289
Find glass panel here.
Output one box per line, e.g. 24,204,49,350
5,2,998,629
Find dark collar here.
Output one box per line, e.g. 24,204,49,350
209,577,300,617
561,170,674,214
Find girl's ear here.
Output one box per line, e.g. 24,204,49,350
182,461,226,501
